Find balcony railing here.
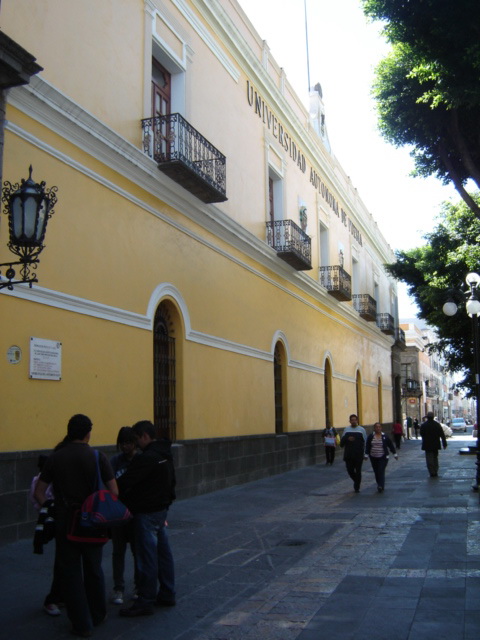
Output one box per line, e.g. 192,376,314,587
266,220,312,271
402,378,422,397
376,312,395,335
353,293,377,321
395,327,406,349
141,113,227,203
319,265,351,301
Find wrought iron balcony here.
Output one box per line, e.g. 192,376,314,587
353,293,377,321
266,220,312,271
319,265,352,301
402,378,422,398
395,327,406,349
141,113,227,204
376,312,395,334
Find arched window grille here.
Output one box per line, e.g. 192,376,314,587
153,303,176,440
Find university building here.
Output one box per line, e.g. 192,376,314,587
0,0,403,543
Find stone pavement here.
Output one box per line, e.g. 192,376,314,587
1,434,479,640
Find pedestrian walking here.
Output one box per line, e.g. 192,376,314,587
413,418,420,439
406,416,413,440
110,427,139,605
118,420,176,617
392,420,403,449
34,414,117,637
321,426,338,465
420,411,447,477
366,422,398,492
340,414,367,493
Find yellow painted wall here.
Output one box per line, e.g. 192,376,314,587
0,0,396,453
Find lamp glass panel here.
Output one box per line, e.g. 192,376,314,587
11,195,24,240
23,196,38,240
35,199,48,242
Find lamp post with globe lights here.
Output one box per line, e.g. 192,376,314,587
443,272,480,490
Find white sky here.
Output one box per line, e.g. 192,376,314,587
238,0,459,316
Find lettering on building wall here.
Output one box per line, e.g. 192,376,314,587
248,81,307,173
247,80,362,246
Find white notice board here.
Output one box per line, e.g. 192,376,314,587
30,337,62,380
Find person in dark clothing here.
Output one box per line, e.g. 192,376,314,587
420,412,447,477
366,422,398,492
118,421,176,617
413,418,420,439
340,414,367,493
110,427,139,605
35,414,117,638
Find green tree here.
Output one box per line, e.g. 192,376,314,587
362,0,480,217
387,196,480,392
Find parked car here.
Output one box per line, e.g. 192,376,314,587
451,417,468,432
440,423,453,438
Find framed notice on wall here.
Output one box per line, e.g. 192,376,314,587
30,337,62,380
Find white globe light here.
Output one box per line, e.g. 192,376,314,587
442,301,458,316
466,297,480,316
466,272,480,287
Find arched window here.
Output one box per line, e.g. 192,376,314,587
274,343,285,434
153,302,176,440
324,359,333,427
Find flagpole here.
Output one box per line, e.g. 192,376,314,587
304,0,311,92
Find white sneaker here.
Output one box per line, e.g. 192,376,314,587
111,590,124,605
44,603,61,616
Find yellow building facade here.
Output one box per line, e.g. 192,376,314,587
0,0,402,541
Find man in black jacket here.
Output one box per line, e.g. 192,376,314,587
420,412,447,477
118,421,176,617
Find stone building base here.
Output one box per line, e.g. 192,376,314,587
0,430,329,546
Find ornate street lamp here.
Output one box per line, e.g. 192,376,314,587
443,272,480,489
0,166,57,290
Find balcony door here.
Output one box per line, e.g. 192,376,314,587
152,60,171,159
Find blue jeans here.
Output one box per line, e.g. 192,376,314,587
133,510,175,606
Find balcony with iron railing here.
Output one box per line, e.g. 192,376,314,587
141,113,227,203
266,219,312,271
319,265,352,301
395,327,406,349
402,378,422,397
376,312,395,335
353,293,377,321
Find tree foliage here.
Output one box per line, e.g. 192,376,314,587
386,195,480,392
362,0,480,216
